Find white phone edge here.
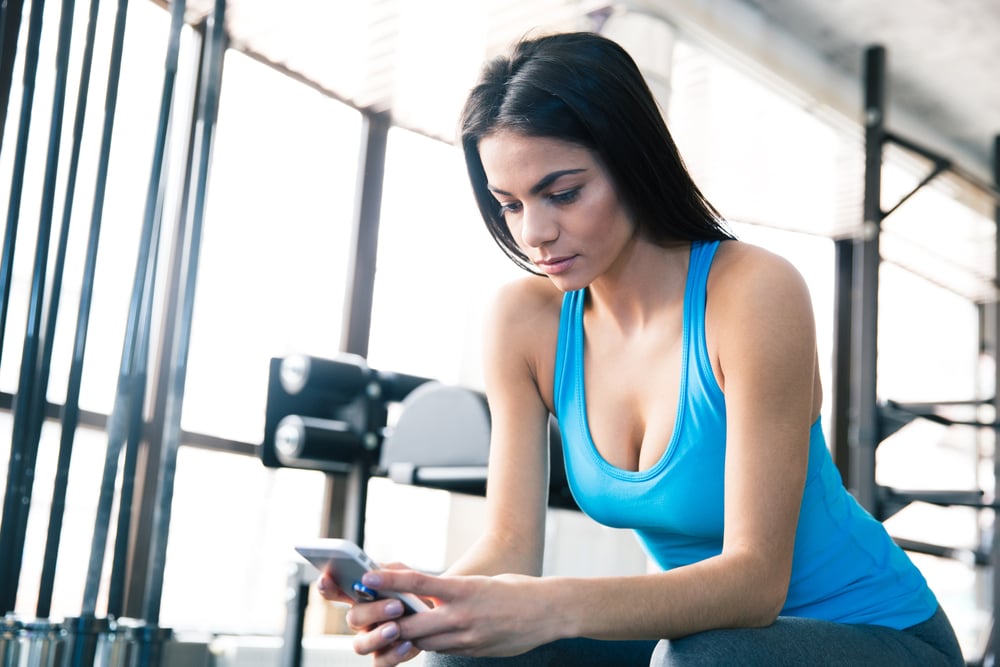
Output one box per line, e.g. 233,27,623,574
294,538,430,613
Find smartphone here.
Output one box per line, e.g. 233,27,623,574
295,538,430,614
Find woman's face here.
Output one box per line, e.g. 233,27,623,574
478,131,636,292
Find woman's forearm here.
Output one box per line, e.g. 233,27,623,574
445,530,544,578
540,551,786,642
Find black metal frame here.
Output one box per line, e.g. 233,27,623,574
841,44,1000,667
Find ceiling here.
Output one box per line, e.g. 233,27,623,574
169,0,1000,184
666,0,1000,187
163,0,1000,301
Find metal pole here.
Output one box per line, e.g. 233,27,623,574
78,0,186,625
0,0,25,151
142,0,226,626
339,111,390,360
37,0,129,619
123,10,205,618
0,0,42,374
848,45,885,515
831,238,854,482
988,131,1000,667
0,0,70,615
0,8,40,574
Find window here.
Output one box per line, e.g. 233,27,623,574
181,50,362,445
367,127,521,389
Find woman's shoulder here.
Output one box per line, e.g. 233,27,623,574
707,240,815,335
483,275,564,401
710,240,811,302
489,275,565,327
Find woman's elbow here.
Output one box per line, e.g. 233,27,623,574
745,576,788,627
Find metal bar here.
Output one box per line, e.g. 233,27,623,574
40,0,129,609
279,565,310,667
830,239,853,481
0,0,43,382
0,0,25,151
0,392,260,456
883,130,952,168
339,111,390,359
892,537,989,567
880,160,949,220
989,131,1000,667
142,0,226,625
124,5,206,619
11,0,82,568
106,0,176,607
886,130,1000,205
325,110,390,546
0,0,44,391
108,239,162,618
79,0,186,622
36,0,110,620
848,45,885,515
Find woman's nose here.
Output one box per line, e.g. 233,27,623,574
519,206,559,248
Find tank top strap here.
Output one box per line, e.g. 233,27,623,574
554,287,585,417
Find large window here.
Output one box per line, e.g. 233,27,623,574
181,49,361,444
367,126,521,389
1,4,361,632
161,50,363,630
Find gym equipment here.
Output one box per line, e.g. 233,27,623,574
379,381,577,511
262,353,430,472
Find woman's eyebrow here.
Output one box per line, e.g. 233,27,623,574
487,168,587,196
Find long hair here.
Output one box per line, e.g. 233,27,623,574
459,31,733,272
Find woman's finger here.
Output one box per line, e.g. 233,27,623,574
373,640,421,667
362,569,458,603
353,620,405,655
316,572,354,605
345,598,406,632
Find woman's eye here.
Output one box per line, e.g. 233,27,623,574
550,188,580,205
499,201,522,214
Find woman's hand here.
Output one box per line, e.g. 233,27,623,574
354,569,561,664
316,563,425,665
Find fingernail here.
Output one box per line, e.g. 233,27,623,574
381,623,399,640
362,573,383,588
396,641,413,657
385,600,403,617
317,577,328,592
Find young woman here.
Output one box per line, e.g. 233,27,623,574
319,31,965,666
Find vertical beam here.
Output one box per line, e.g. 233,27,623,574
125,9,206,620
77,0,186,631
0,0,24,149
142,0,226,626
323,111,391,549
340,111,390,359
831,238,854,482
990,132,1000,667
848,45,885,514
0,0,43,388
0,0,55,614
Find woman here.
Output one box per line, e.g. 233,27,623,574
319,31,965,666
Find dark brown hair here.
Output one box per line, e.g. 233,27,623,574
459,31,733,272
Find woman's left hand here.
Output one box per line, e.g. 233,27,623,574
360,569,561,659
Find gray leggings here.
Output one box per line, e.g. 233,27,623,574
422,606,964,666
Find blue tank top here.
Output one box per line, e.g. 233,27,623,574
553,240,938,629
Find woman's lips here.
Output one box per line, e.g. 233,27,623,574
536,255,576,275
